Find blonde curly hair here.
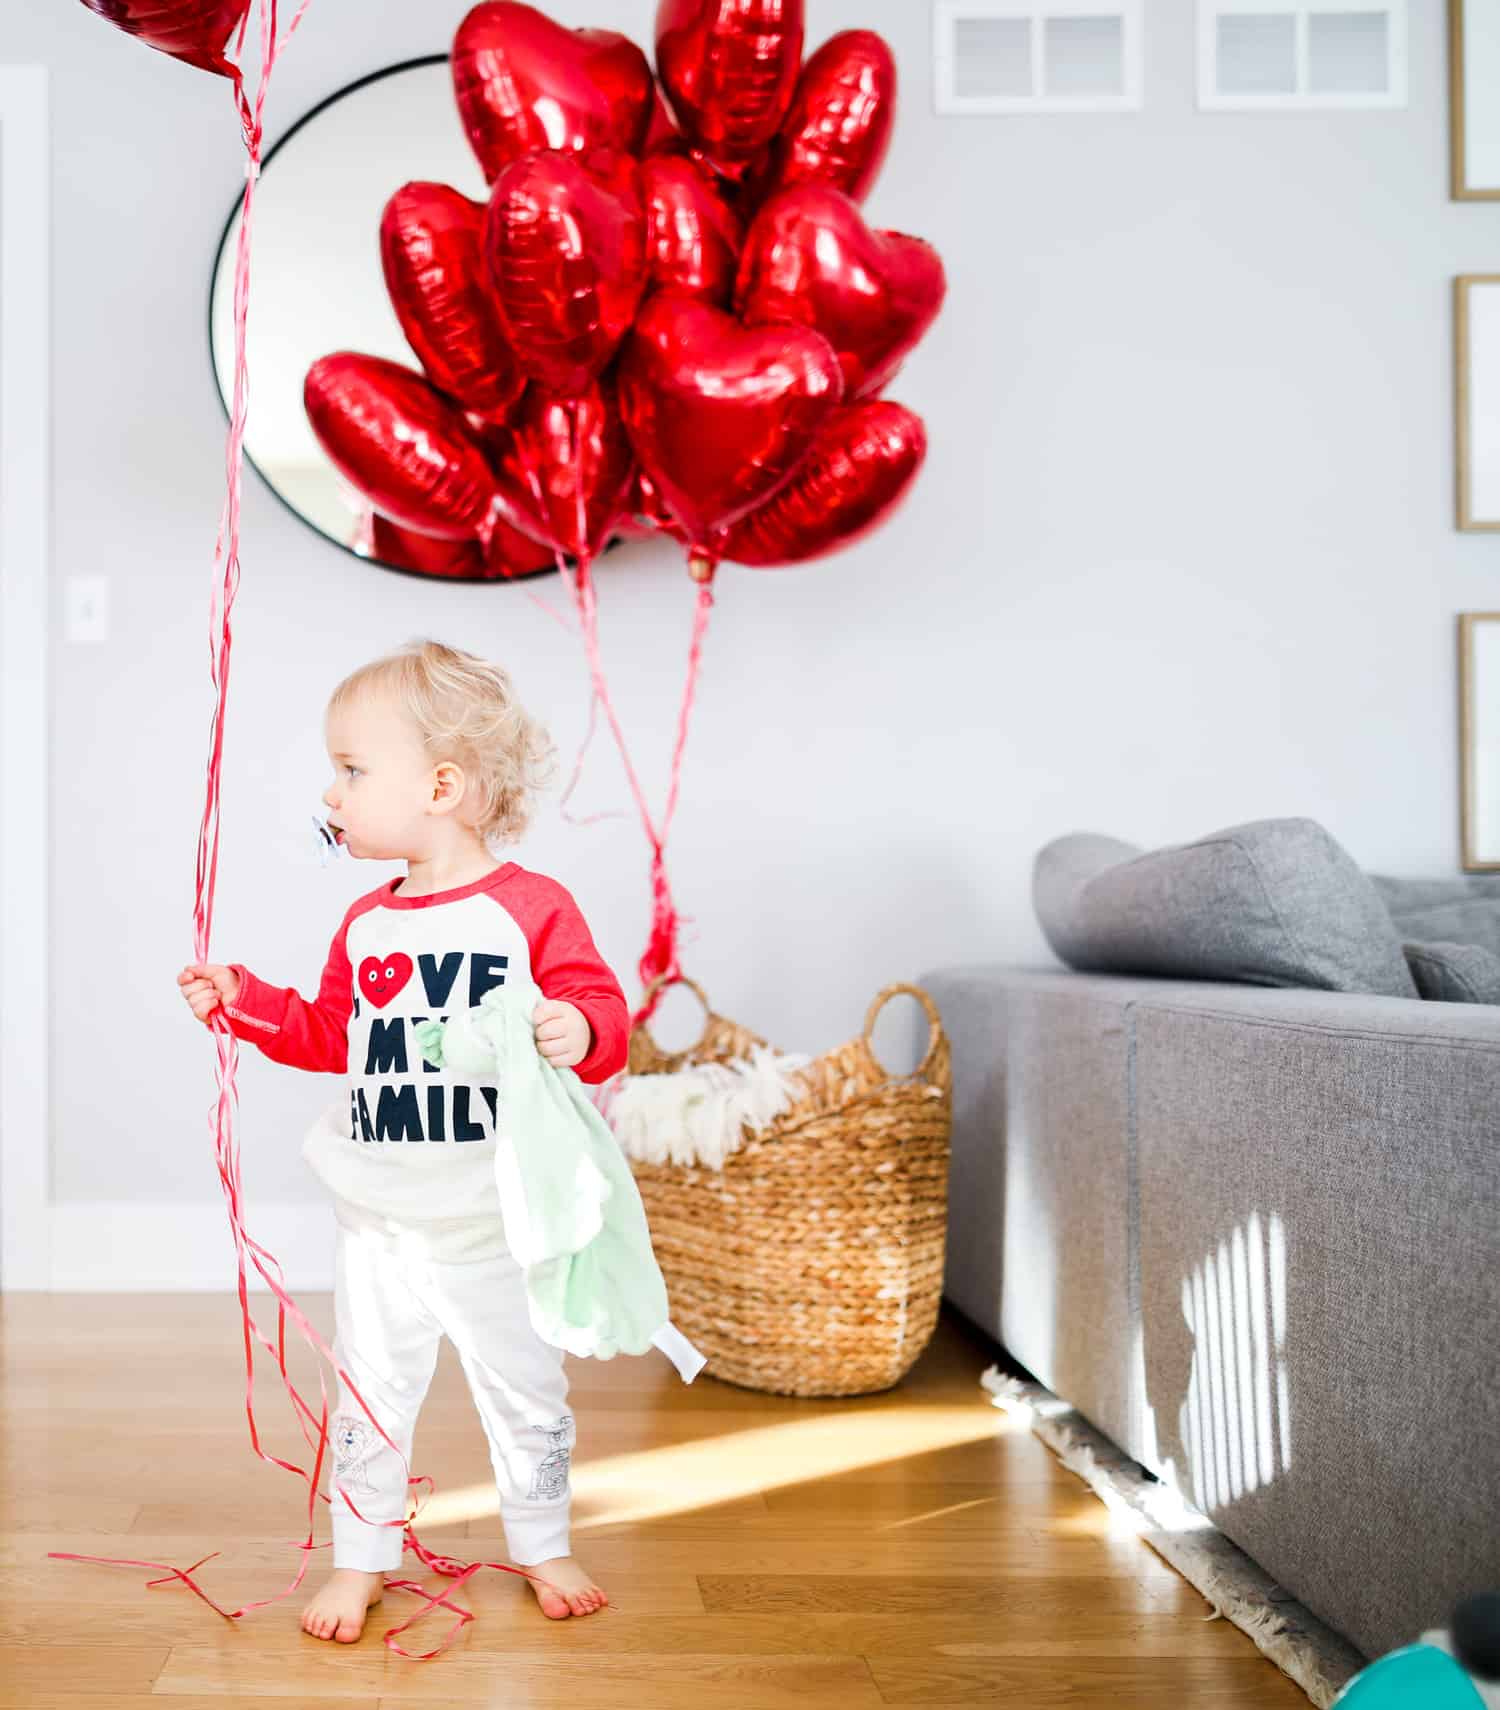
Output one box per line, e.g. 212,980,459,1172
329,639,558,851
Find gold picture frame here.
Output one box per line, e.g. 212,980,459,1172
1455,276,1500,531
1459,613,1500,871
1450,0,1500,200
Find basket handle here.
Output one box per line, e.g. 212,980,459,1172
634,973,714,1056
861,982,945,1085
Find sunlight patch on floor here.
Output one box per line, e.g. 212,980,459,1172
404,1401,1022,1530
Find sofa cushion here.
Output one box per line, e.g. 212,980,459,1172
1369,873,1500,915
1402,939,1500,1003
1034,817,1418,997
1379,898,1500,960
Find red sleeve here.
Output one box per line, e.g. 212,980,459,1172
497,874,630,1084
220,917,353,1075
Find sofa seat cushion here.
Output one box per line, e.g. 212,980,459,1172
1033,817,1418,998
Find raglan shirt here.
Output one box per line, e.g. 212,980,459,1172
220,863,630,1260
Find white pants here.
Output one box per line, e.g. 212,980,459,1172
327,1210,573,1573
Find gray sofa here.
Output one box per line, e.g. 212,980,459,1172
920,826,1500,1665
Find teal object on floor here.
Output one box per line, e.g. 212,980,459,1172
413,975,707,1384
1331,1644,1485,1708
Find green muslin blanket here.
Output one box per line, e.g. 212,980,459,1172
412,976,705,1384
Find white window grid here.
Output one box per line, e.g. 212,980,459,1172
1196,0,1409,111
933,0,1144,114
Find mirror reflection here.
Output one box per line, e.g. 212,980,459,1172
209,57,552,581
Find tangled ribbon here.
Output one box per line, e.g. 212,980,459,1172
45,0,579,1659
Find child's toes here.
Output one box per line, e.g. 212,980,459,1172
534,1583,571,1618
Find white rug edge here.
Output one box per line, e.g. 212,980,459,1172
980,1363,1367,1709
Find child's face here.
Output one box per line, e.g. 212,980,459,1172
322,690,461,861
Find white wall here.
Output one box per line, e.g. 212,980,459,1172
8,1,1496,1235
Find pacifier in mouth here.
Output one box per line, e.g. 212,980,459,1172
313,814,350,866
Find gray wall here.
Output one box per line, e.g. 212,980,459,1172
10,0,1494,1210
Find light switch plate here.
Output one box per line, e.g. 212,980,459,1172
66,575,108,643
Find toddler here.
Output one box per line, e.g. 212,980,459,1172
177,639,626,1643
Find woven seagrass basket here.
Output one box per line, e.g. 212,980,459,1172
624,974,952,1397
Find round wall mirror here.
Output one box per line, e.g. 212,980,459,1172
209,56,551,582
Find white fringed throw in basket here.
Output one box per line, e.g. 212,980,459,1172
607,1043,813,1169
618,974,953,1397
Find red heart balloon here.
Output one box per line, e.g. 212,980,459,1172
304,354,499,541
369,514,486,579
616,294,844,547
747,30,896,208
643,154,744,305
452,2,654,184
642,79,683,155
655,0,806,176
380,182,525,422
78,0,250,78
484,513,559,579
367,500,552,581
485,383,637,562
719,400,927,566
629,466,682,536
735,185,946,399
484,149,648,394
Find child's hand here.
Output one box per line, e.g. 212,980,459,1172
179,963,241,1024
533,998,590,1069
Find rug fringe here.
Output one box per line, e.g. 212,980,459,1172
979,1363,1368,1708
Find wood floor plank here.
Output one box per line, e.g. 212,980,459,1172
2,1295,1318,1706
156,1645,885,1705
864,1652,1314,1704
0,1699,373,1710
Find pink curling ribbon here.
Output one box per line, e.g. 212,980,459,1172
45,0,574,1660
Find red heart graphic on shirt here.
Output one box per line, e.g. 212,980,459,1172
358,953,413,1008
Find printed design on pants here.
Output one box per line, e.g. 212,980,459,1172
331,1412,382,1497
526,1413,574,1502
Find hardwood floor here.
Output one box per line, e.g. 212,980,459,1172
0,1292,1311,1706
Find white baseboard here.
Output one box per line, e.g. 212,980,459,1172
39,1202,340,1292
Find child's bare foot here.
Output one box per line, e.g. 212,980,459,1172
300,1566,384,1642
523,1554,609,1619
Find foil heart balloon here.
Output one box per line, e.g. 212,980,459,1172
613,467,682,541
483,513,558,579
369,514,486,579
484,148,648,394
643,79,683,155
369,511,551,581
452,1,655,183
304,353,500,541
655,0,806,176
485,383,637,562
379,182,525,422
77,0,251,78
748,29,897,207
718,400,927,566
616,294,844,548
643,154,744,305
735,185,947,399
